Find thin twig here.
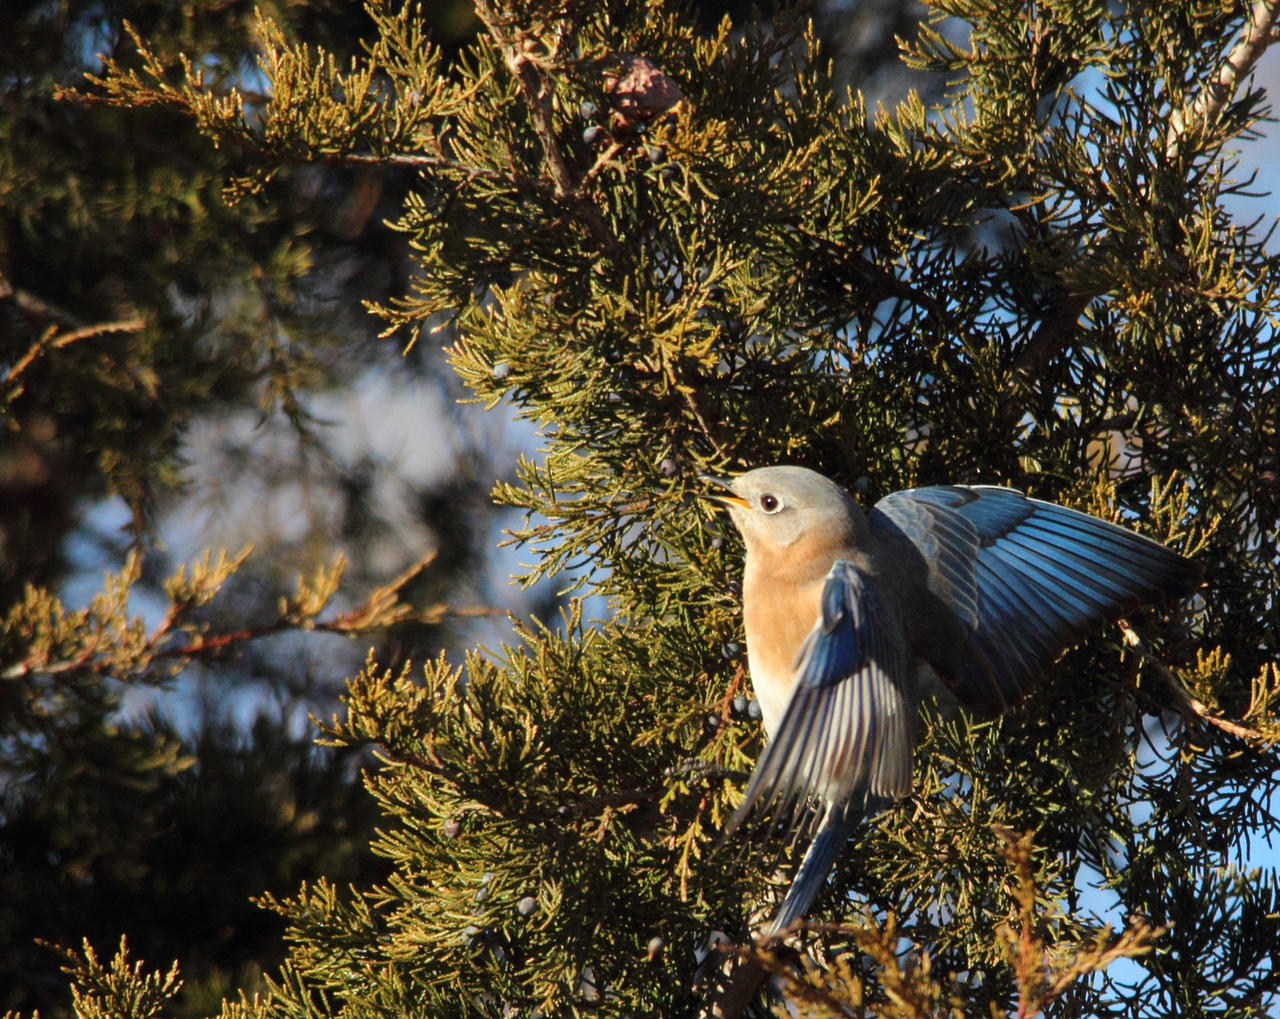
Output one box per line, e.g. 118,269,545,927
1166,0,1280,158
1,280,147,399
1013,290,1092,379
1117,619,1264,742
578,139,625,190
706,949,768,1019
337,151,504,178
474,0,575,198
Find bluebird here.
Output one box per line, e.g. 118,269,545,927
703,465,1200,939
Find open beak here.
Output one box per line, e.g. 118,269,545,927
698,474,749,509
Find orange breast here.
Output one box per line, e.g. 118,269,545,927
741,568,826,737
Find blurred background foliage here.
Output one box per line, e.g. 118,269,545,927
5,0,507,1013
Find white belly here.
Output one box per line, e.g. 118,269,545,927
746,648,792,740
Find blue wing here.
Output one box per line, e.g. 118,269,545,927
725,559,916,936
869,485,1201,710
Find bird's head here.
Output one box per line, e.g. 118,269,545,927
700,465,868,554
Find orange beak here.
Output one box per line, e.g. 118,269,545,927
699,475,749,509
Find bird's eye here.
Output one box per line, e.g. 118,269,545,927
759,493,781,513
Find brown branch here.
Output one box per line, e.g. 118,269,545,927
332,151,504,179
1013,290,1092,379
1166,0,1280,158
509,53,576,199
2,550,501,682
471,1,620,255
3,318,146,393
1117,619,1265,742
1,277,148,400
705,949,768,1019
474,0,575,198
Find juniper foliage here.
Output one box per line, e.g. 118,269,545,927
30,0,1280,1016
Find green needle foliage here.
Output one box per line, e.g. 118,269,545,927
24,0,1280,1015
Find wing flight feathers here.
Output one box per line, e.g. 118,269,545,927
726,560,914,842
870,486,1201,709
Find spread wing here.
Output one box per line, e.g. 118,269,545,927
724,559,916,936
868,485,1201,711
726,559,915,843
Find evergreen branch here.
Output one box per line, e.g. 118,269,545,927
59,83,505,180
1,603,497,681
1,307,147,402
474,0,575,199
1013,290,1092,379
2,550,499,682
1117,619,1267,743
1002,829,1041,1019
847,253,949,321
793,234,950,320
717,914,959,1018
51,936,183,1019
995,827,1161,1019
63,12,503,189
1020,3,1279,379
1166,0,1280,158
472,0,619,253
335,151,503,177
706,948,767,1019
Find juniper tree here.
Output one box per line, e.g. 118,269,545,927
32,0,1280,1016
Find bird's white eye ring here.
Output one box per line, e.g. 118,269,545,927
760,493,781,513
